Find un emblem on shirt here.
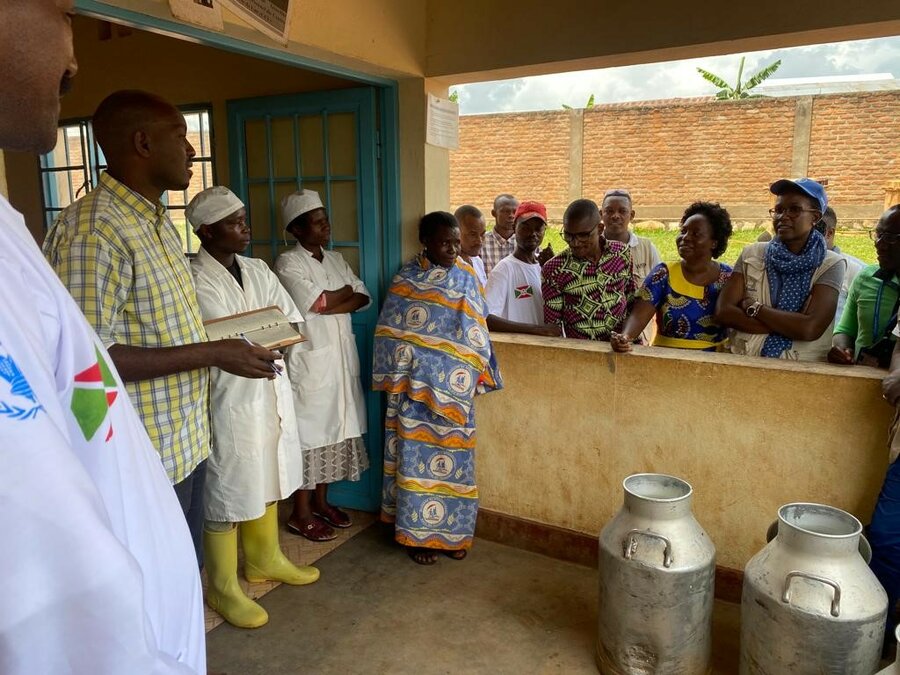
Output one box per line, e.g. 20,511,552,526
0,346,43,422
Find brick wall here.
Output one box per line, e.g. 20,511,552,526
450,110,571,219
450,91,900,225
808,92,900,206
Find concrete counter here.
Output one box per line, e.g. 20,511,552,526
475,333,892,571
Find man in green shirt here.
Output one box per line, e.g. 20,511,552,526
829,205,900,367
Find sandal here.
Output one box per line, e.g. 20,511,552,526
407,547,438,565
444,549,467,561
287,517,337,542
312,505,352,529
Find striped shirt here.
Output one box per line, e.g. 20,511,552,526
43,172,209,484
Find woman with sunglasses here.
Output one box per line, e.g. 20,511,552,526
715,178,846,361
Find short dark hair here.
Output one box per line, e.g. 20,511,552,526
821,206,837,233
454,204,482,222
493,193,516,209
563,198,600,225
419,211,458,243
681,201,733,259
602,189,632,208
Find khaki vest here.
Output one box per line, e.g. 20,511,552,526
730,242,844,362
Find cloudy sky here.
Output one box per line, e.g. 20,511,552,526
452,36,900,114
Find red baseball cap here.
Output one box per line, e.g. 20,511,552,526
514,201,547,225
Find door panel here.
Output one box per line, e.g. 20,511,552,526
227,87,383,512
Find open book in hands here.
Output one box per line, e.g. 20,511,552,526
203,305,306,350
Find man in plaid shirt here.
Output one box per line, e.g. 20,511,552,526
481,193,519,276
44,90,280,565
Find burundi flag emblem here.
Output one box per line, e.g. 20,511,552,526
71,347,119,442
514,284,534,300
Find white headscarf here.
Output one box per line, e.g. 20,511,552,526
280,189,324,230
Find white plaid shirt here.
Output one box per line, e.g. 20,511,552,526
481,228,516,276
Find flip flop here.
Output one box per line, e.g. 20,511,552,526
444,549,468,561
286,518,337,542
312,506,352,529
407,547,438,565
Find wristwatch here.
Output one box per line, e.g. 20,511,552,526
745,301,762,318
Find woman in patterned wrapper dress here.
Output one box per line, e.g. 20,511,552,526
373,211,502,565
611,201,734,353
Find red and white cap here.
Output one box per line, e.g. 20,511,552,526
514,200,547,225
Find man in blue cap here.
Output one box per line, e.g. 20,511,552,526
716,178,846,361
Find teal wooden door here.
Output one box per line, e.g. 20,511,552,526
227,87,383,512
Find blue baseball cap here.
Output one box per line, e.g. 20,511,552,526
770,178,828,213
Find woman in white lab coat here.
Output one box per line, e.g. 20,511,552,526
187,187,319,629
275,189,370,542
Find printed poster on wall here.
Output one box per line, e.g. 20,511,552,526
167,0,225,31
426,94,460,150
218,0,293,44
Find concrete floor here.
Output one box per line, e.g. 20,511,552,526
207,523,741,674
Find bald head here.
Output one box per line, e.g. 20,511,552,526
92,90,196,197
93,90,180,162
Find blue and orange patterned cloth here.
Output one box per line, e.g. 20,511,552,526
374,254,502,550
638,261,733,350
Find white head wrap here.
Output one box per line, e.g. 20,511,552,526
281,189,325,230
185,187,245,232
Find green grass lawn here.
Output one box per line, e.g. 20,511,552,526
541,227,876,266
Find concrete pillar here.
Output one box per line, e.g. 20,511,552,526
398,77,451,260
790,96,814,177
568,108,584,205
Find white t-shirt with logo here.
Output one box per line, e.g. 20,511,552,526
485,255,544,325
0,195,204,674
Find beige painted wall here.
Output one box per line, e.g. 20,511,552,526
476,335,892,570
427,0,900,81
4,15,354,243
86,0,426,78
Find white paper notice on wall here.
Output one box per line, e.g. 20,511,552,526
168,0,225,31
426,94,460,150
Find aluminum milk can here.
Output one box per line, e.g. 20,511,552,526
876,626,900,674
597,473,716,674
740,502,887,674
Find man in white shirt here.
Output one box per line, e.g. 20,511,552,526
187,187,319,629
0,2,205,672
601,189,661,344
485,201,562,337
822,206,865,323
454,204,487,287
275,190,371,543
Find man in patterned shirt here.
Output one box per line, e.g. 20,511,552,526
542,198,635,340
44,90,280,565
481,193,519,275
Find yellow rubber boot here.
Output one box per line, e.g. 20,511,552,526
241,504,320,585
203,526,269,628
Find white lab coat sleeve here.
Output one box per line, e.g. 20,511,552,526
339,256,372,310
485,262,509,317
263,267,305,324
0,424,196,675
274,253,326,315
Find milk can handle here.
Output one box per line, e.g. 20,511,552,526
781,570,842,617
622,529,673,568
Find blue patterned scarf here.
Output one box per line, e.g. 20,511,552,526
761,229,826,357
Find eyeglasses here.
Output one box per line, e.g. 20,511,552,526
562,224,598,243
870,230,900,245
768,206,820,219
